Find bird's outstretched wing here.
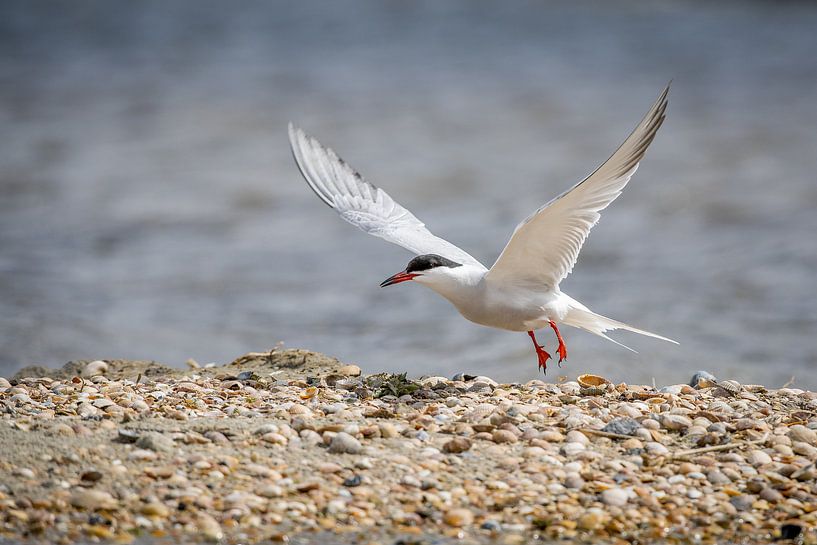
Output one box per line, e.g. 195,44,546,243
289,124,486,268
486,84,670,289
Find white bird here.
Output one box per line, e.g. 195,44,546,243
288,84,677,372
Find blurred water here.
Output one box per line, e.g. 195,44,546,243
1,1,816,387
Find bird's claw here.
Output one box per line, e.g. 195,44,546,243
557,344,567,365
536,347,551,374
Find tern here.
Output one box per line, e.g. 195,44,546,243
289,84,677,372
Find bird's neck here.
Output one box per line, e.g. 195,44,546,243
420,266,486,305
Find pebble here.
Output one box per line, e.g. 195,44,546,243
561,442,586,456
492,430,518,444
661,414,693,431
565,430,589,445
338,365,362,377
760,487,783,502
378,423,399,438
602,417,641,436
197,513,223,542
729,494,754,511
577,508,608,530
442,437,472,453
328,432,363,454
81,360,108,378
443,508,474,527
645,442,669,456
70,489,118,510
135,432,175,453
789,425,817,445
747,449,772,467
601,488,629,507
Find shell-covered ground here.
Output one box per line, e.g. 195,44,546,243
1,350,816,544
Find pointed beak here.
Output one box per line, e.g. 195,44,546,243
380,270,418,288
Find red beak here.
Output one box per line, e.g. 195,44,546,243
380,271,418,288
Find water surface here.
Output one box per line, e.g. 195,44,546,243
1,1,816,387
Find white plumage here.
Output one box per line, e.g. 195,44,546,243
289,84,677,371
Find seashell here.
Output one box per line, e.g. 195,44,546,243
715,379,742,394
578,374,612,388
689,371,718,389
578,374,612,395
300,386,318,400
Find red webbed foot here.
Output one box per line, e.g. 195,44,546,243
549,320,568,365
527,330,551,373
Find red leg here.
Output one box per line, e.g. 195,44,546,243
549,320,567,364
527,330,551,373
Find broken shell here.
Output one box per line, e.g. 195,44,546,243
690,371,718,389
300,386,318,400
577,374,612,388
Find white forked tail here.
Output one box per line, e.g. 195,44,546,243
561,296,678,352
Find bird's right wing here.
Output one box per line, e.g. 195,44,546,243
486,84,669,289
289,124,486,269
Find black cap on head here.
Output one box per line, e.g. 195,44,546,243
405,254,462,273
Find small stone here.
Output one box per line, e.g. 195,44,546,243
788,425,817,446
53,423,75,436
343,475,362,487
128,449,158,461
136,432,174,453
747,450,772,467
565,430,589,445
645,442,669,456
578,508,608,530
601,488,629,507
82,360,108,378
13,467,35,479
80,470,103,483
258,485,284,498
564,475,584,489
602,417,641,436
378,423,399,438
540,430,565,442
621,438,643,450
661,414,692,431
197,513,223,542
442,437,472,453
492,430,518,444
730,494,754,511
759,487,782,502
338,365,362,377
561,442,586,456
141,502,169,517
793,442,817,458
70,489,118,510
261,432,288,445
318,462,343,473
443,508,474,527
328,432,363,454
204,431,230,444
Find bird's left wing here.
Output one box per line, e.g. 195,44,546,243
289,124,486,268
486,84,669,289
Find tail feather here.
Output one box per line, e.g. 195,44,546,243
561,297,678,352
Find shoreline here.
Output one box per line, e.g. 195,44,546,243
1,350,815,544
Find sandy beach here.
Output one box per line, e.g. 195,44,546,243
0,350,815,544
